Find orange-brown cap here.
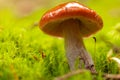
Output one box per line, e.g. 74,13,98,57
39,2,103,37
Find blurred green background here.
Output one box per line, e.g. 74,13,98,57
0,0,120,80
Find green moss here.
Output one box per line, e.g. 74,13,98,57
0,0,120,80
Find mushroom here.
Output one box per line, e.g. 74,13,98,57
39,2,103,73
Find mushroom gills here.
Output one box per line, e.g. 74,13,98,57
42,16,100,37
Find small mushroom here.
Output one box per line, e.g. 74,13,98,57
39,2,103,73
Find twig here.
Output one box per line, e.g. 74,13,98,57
55,69,120,80
54,69,96,80
103,74,120,80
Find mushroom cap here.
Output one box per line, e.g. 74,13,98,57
39,2,103,37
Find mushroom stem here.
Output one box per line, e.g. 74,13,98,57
62,19,96,73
